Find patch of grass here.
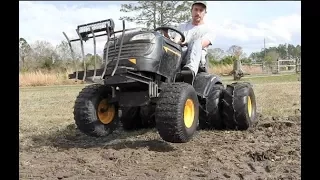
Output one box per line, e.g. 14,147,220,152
252,82,300,117
19,85,85,146
219,74,301,117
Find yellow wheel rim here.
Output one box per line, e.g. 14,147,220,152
248,96,252,118
184,99,195,128
97,99,115,124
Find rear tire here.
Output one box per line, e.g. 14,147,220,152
73,84,119,137
221,82,258,130
120,106,155,131
120,107,142,131
139,105,156,128
155,83,199,143
199,83,225,130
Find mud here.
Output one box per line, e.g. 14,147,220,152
19,114,301,180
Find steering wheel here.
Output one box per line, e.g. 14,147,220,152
154,26,185,43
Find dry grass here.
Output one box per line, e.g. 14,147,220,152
210,64,263,75
253,82,300,117
19,70,83,87
19,65,265,87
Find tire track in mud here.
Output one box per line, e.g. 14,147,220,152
20,114,301,180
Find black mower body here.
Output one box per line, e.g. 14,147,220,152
102,28,183,81
68,25,222,107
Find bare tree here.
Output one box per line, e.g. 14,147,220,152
227,45,246,80
208,48,225,61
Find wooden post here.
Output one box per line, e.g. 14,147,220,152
295,59,298,74
277,59,280,74
233,56,244,80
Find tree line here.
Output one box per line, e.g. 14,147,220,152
19,36,301,73
19,37,103,72
207,43,301,67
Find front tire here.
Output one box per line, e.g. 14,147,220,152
155,83,199,143
73,84,119,137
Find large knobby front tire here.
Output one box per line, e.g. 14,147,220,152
221,82,258,130
73,84,119,137
155,83,199,143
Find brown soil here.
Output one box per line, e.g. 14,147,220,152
19,113,301,180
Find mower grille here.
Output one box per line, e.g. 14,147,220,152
104,43,151,63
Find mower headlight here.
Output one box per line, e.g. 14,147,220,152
130,33,155,41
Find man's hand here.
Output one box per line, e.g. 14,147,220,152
161,30,170,38
201,39,211,48
179,41,188,47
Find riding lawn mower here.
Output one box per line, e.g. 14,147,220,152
65,18,258,143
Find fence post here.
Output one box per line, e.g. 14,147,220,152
295,59,298,74
277,59,280,74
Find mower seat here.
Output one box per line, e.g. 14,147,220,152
180,67,195,85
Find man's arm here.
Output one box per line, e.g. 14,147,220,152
201,29,216,48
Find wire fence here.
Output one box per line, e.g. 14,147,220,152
242,59,301,75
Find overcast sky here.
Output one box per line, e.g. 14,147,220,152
19,1,301,56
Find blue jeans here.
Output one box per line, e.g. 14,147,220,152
181,39,205,76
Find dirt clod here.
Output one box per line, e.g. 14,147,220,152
223,173,231,178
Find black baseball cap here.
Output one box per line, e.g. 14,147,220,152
192,1,207,9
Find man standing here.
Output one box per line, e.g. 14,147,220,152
173,1,215,77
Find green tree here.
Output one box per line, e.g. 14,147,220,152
276,44,287,59
85,53,103,70
295,45,301,60
264,55,273,66
220,56,236,65
249,52,264,62
120,1,194,29
241,57,252,64
19,38,32,68
249,43,301,63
